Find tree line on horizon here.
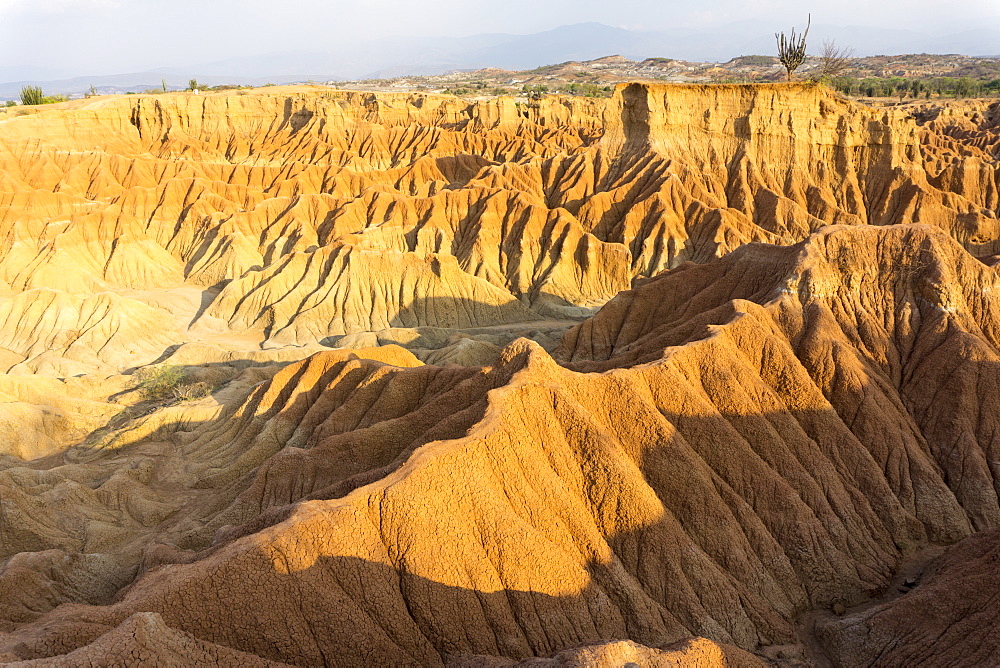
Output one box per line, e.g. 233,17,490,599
829,75,1000,99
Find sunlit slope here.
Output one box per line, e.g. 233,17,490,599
0,85,996,366
5,225,1000,665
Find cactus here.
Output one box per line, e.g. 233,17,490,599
776,15,810,81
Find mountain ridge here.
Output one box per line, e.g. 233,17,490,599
3,21,999,99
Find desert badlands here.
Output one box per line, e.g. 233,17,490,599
0,81,998,665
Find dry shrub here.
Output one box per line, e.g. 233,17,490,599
172,381,211,401
134,366,214,402
134,365,185,401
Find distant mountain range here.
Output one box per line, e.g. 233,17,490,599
2,22,998,99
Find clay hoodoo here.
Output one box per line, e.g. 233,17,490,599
3,224,1000,665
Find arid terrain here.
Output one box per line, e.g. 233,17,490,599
0,81,998,665
330,53,1000,100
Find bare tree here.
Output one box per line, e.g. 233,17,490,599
776,14,811,81
816,39,854,80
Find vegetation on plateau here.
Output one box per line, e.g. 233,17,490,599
18,85,68,105
776,14,811,81
827,75,1000,99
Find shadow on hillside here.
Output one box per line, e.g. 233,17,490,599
50,290,580,470
4,544,782,665
9,341,1000,666
247,291,594,348
11,267,1000,666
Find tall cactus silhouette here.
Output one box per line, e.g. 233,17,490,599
776,15,811,81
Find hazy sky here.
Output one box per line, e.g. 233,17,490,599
2,0,998,79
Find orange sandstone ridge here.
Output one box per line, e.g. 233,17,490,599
0,84,998,665
3,223,999,665
0,83,996,367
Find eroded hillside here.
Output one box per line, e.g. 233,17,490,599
1,85,1000,666
0,83,997,368
4,224,1000,665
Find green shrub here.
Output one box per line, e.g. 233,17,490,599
20,85,43,105
134,365,215,402
134,365,186,401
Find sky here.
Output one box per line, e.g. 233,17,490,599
1,0,998,80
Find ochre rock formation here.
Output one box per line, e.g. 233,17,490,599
0,85,997,364
2,224,999,665
1,83,1000,666
815,527,1000,666
5,612,291,666
454,637,768,666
